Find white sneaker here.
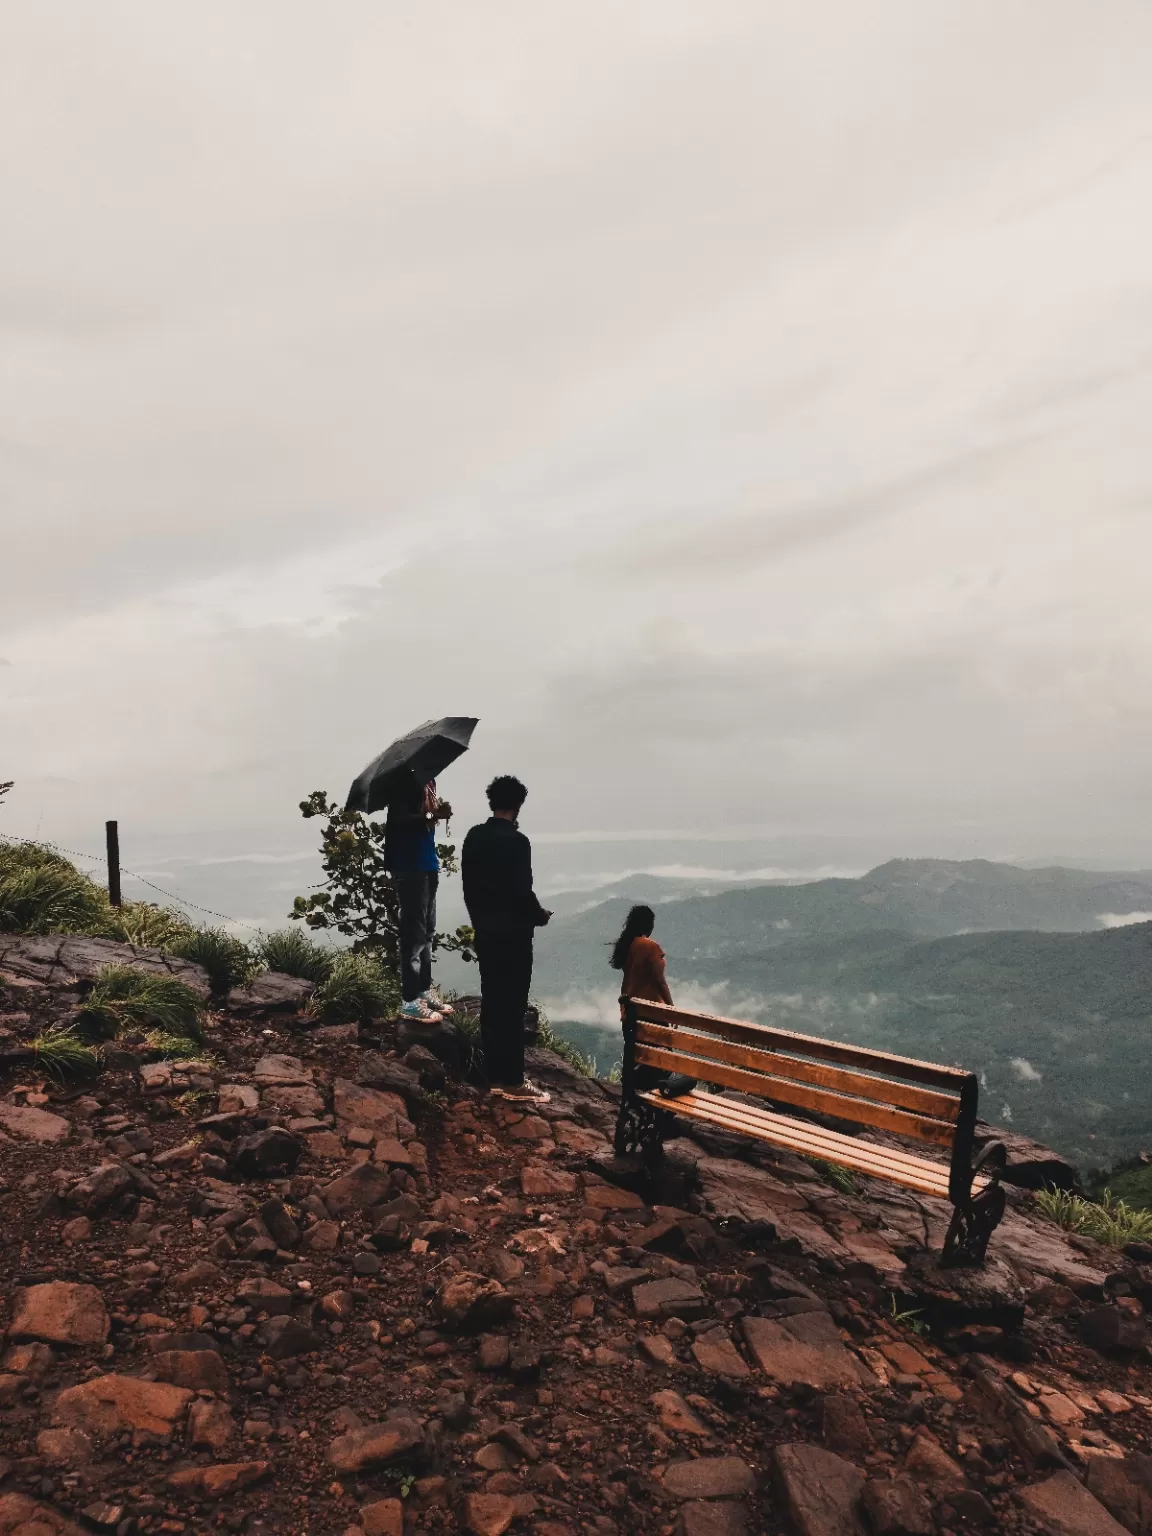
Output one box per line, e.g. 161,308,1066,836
495,1078,551,1105
400,998,442,1024
421,987,455,1016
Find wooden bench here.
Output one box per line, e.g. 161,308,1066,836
615,998,1007,1266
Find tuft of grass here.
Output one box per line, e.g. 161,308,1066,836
888,1295,929,1337
0,842,110,935
78,964,206,1043
311,951,397,1023
167,926,258,995
30,1025,99,1080
107,900,196,951
807,1157,861,1197
259,928,335,984
144,1029,206,1059
1035,1187,1152,1248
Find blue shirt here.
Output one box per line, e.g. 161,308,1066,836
385,819,439,874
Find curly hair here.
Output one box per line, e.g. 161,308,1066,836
486,774,528,813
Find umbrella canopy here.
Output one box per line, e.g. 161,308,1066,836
345,717,478,814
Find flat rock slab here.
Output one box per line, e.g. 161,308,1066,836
1085,1457,1152,1536
521,1161,578,1198
0,1103,70,1142
260,1084,324,1118
52,1374,192,1439
253,1054,312,1086
681,1502,749,1536
995,1211,1109,1291
326,1417,423,1474
663,1458,756,1499
170,1461,271,1499
10,1282,109,1347
633,1277,709,1321
0,1492,87,1535
217,1084,260,1115
742,1312,873,1390
1020,1471,1132,1536
0,932,210,996
775,1443,866,1536
693,1153,811,1219
227,972,314,1011
652,1390,710,1437
581,1177,647,1212
692,1331,752,1379
333,1079,407,1132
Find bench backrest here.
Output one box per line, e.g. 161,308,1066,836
624,998,979,1201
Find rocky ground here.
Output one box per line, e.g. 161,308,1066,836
2,932,1151,1536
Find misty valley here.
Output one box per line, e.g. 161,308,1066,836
531,858,1152,1173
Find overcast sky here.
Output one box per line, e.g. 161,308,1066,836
4,1,1152,880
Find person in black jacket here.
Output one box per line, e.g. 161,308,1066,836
462,774,552,1102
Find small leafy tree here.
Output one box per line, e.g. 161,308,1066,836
290,791,474,986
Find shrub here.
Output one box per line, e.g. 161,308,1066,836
167,926,257,995
260,928,335,984
290,791,472,983
311,951,397,1023
78,964,206,1043
0,842,111,935
1035,1187,1152,1248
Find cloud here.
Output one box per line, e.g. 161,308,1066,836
1010,1057,1043,1083
1097,912,1152,928
3,2,1152,868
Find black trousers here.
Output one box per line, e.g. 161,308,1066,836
393,871,438,1002
476,930,533,1087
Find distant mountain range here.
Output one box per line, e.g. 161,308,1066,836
530,859,1152,1171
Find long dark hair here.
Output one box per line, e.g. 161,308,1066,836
610,904,656,970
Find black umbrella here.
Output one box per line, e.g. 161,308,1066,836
345,717,479,814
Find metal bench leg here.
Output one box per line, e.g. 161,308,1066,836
614,1096,668,1164
614,997,669,1166
941,1182,1007,1267
941,1139,1008,1267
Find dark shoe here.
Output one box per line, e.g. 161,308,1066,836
657,1074,697,1099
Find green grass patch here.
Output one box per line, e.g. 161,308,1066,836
78,965,206,1043
167,926,258,994
311,951,397,1023
0,842,110,935
29,1025,99,1080
107,901,196,951
259,928,335,984
1034,1187,1152,1248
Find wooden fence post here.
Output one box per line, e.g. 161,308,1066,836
106,820,122,907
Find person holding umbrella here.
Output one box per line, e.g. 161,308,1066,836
346,717,478,1026
385,769,454,1023
462,774,552,1102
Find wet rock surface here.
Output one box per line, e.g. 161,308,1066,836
1,953,1151,1534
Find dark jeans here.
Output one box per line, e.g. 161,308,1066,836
476,930,533,1087
394,871,438,1002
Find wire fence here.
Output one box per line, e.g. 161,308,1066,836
0,831,267,934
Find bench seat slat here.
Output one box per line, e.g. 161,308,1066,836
630,1000,972,1092
644,1087,957,1185
637,1090,984,1199
635,1020,961,1122
636,1043,959,1149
